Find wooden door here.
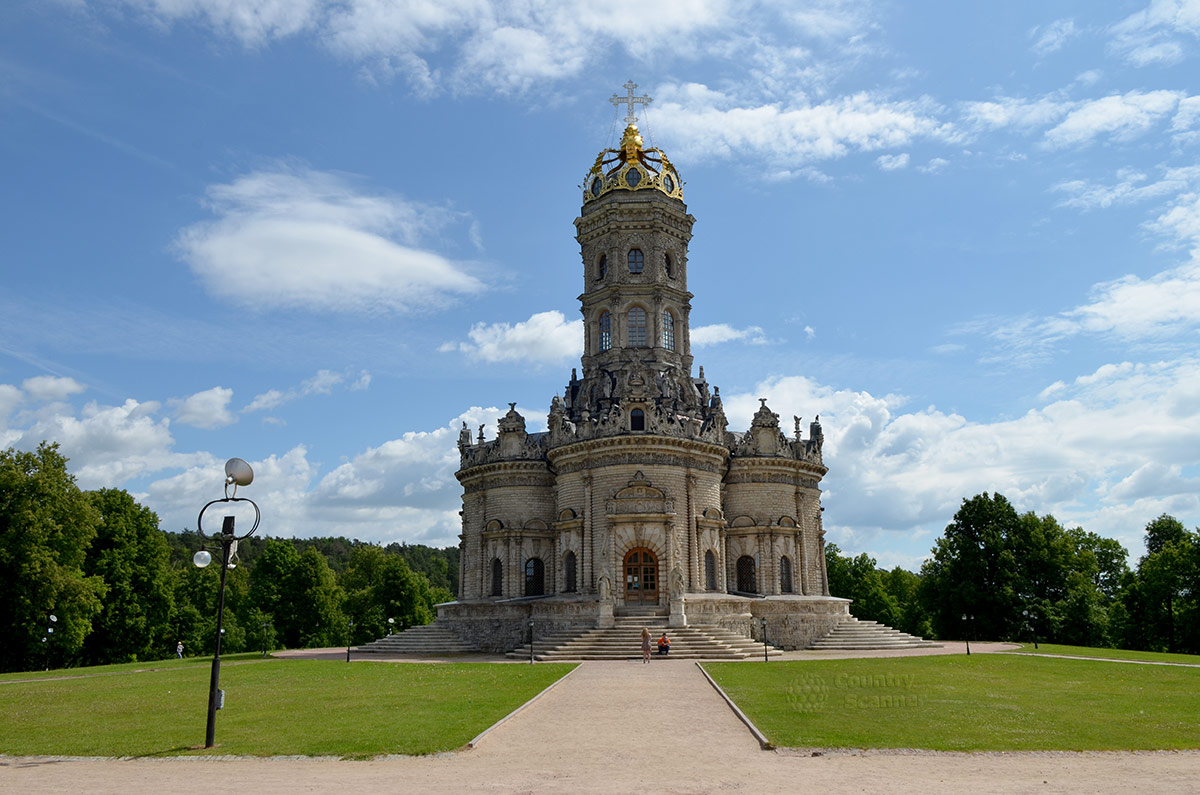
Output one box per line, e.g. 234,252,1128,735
623,548,658,604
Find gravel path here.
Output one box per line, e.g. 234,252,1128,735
4,646,1198,794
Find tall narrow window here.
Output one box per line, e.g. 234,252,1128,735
597,254,607,280
780,556,794,593
599,311,611,352
491,558,503,597
563,551,577,592
628,307,647,346
705,550,718,591
662,311,675,351
524,558,545,596
628,248,644,273
630,408,645,431
736,555,757,593
664,252,673,278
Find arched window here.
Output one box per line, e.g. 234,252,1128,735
705,550,718,591
628,248,644,273
599,311,611,352
736,555,757,594
780,556,794,593
628,307,647,346
524,558,545,596
491,558,503,597
563,551,577,592
597,254,607,280
662,311,675,351
664,252,672,277
630,408,645,431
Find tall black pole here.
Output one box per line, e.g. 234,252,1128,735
205,516,234,749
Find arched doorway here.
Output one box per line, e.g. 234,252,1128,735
623,547,658,605
736,555,756,593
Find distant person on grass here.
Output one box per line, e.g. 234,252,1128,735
176,641,183,659
641,628,652,663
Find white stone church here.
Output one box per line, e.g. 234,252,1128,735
435,90,856,653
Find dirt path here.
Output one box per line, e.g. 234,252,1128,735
5,652,1199,794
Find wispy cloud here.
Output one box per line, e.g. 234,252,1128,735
176,164,485,314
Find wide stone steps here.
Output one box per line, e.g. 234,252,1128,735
507,619,784,661
808,617,941,650
355,624,478,656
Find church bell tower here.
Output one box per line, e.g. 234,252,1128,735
564,84,714,429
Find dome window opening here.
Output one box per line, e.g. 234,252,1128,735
625,168,642,188
628,248,644,274
597,253,607,280
628,307,647,347
664,252,672,278
599,311,612,352
663,311,675,351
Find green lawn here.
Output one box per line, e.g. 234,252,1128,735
1004,643,1200,665
0,659,574,757
704,654,1200,751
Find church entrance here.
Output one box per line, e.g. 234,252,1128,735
623,548,658,605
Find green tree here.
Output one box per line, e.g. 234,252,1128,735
825,543,901,627
0,444,106,672
1144,514,1187,557
920,493,1021,640
81,489,175,664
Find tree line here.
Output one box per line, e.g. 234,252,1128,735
0,444,458,673
827,492,1199,654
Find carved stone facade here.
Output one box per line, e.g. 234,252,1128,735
440,120,848,650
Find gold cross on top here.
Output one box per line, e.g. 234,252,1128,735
610,80,651,125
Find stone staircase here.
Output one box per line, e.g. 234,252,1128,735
506,616,784,661
808,617,941,650
355,624,479,656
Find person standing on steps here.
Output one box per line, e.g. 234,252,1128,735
641,627,652,663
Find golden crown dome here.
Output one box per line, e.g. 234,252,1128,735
583,123,684,205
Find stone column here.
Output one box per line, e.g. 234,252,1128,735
686,473,698,591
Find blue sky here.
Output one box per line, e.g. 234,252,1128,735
2,1,1199,570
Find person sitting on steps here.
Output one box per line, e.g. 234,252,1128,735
657,632,671,656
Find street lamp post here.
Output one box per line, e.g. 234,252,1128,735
387,617,395,636
42,614,57,671
260,621,271,657
761,617,769,662
1022,609,1039,649
192,458,260,749
962,613,974,656
346,619,355,663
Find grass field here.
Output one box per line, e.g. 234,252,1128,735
0,658,574,757
1004,643,1200,665
0,652,268,682
704,653,1200,751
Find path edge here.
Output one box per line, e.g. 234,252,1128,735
465,663,581,750
695,662,774,751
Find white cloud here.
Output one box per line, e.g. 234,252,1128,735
172,386,235,429
443,310,583,364
243,369,356,413
0,384,21,423
691,323,768,347
652,83,955,169
1051,166,1194,210
6,397,196,488
917,157,949,174
804,325,816,340
175,164,484,314
1108,0,1200,66
22,375,85,401
723,358,1200,554
1031,18,1078,55
876,153,908,170
122,0,321,46
962,95,1071,131
1044,90,1183,148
